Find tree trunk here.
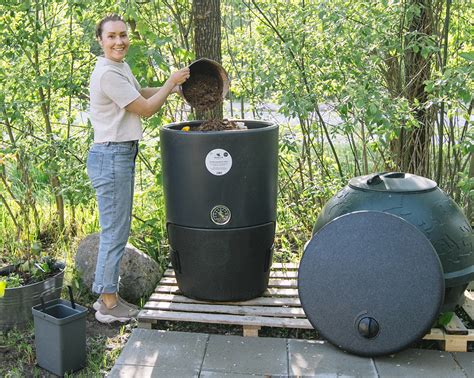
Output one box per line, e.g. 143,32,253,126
192,0,223,120
35,2,65,232
386,0,436,177
401,0,434,176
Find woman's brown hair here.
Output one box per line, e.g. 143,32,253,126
95,14,126,39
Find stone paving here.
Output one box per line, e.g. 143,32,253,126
108,329,474,377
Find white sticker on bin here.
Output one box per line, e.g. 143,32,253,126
205,149,232,176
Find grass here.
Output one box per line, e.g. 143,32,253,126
0,210,135,376
0,317,133,377
0,261,137,377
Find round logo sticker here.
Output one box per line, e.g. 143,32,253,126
205,149,232,176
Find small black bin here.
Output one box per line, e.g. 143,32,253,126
32,298,87,376
160,120,278,301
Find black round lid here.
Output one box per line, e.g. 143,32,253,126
349,172,437,193
298,211,444,357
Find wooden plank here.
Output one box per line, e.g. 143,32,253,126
158,277,298,289
444,335,468,352
138,309,313,329
243,325,261,337
424,327,469,353
143,301,306,318
138,322,153,329
271,270,299,279
150,266,474,346
423,328,444,340
155,285,299,297
272,263,299,270
157,277,178,285
443,314,468,335
148,293,302,307
164,269,174,276
462,290,474,321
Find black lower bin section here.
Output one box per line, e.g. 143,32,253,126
168,222,275,301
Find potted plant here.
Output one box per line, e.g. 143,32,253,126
0,243,65,331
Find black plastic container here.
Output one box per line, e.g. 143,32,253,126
32,298,87,376
312,172,473,311
160,120,278,301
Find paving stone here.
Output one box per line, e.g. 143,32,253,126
453,352,474,377
201,334,288,376
199,371,265,377
113,329,208,370
288,339,377,377
374,348,465,377
108,364,199,377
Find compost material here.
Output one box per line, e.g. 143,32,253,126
182,72,223,110
197,119,245,131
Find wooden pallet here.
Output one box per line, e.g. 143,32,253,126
138,263,311,336
138,263,474,351
425,290,474,352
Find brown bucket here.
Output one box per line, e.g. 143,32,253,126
181,58,230,110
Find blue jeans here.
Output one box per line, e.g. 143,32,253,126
86,141,138,294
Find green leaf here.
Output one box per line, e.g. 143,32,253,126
368,104,377,115
425,81,434,93
459,52,474,61
0,281,5,298
437,312,454,327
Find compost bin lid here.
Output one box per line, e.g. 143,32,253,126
349,172,437,193
298,211,444,357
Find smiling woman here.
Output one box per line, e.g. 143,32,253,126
97,19,129,63
86,14,190,324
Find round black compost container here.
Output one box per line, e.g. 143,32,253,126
312,172,474,311
299,211,445,357
160,120,278,301
298,172,473,357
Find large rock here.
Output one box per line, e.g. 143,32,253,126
75,233,161,303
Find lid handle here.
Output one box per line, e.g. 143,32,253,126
367,172,406,185
367,174,383,185
383,172,406,179
68,285,76,309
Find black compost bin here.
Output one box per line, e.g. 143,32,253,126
298,172,473,357
160,120,278,301
313,172,473,310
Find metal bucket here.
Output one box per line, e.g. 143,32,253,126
0,263,65,331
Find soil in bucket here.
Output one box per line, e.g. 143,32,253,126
182,60,245,131
182,70,223,111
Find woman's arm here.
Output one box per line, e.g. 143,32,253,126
126,67,189,118
140,86,180,99
140,87,159,99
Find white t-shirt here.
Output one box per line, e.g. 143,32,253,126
89,57,142,143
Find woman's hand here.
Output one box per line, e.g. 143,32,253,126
171,85,184,96
167,67,190,86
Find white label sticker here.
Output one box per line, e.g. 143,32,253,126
205,149,232,176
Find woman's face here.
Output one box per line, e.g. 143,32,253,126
98,20,129,62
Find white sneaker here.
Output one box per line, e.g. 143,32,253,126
93,296,138,311
95,301,139,324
